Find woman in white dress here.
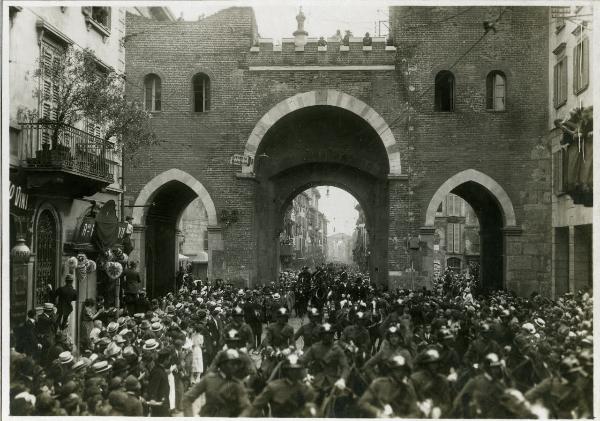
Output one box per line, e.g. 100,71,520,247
189,325,204,384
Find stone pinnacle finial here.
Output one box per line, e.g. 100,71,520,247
293,6,308,47
296,7,306,32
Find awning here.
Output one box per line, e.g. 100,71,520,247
178,253,189,261
190,251,208,263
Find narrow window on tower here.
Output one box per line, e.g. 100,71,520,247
486,71,506,111
193,73,210,112
434,70,455,112
144,74,161,112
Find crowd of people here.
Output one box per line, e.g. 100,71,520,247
9,263,594,418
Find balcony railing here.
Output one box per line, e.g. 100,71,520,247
19,121,116,184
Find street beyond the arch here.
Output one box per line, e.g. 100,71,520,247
6,2,595,419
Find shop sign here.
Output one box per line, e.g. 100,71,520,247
76,217,97,243
230,154,254,166
9,181,29,211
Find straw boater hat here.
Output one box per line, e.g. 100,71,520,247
151,322,163,332
142,339,159,351
58,351,74,365
43,303,55,312
92,360,112,374
107,322,119,334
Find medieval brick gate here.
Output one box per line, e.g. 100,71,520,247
125,6,551,296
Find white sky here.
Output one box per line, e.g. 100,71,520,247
169,0,391,39
315,186,359,236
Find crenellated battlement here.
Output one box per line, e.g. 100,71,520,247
248,36,397,68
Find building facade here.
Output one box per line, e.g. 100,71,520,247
548,6,593,296
432,193,480,276
124,6,554,296
280,188,328,270
8,6,126,340
327,233,353,265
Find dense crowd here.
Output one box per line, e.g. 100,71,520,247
9,263,594,418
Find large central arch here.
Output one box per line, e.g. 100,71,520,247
251,95,396,286
242,90,402,176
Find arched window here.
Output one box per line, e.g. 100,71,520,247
35,209,58,306
434,71,455,111
144,74,161,112
192,73,210,112
486,71,506,111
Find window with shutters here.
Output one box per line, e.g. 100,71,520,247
40,41,64,122
144,74,161,112
553,57,567,109
573,38,589,95
192,73,210,112
553,149,568,195
446,223,461,253
434,70,455,112
486,71,506,111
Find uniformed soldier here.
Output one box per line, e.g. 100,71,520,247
363,325,412,381
241,353,317,417
411,348,452,416
340,311,371,365
300,323,350,404
358,354,419,418
222,307,254,350
261,308,294,349
525,355,592,418
182,348,251,417
451,353,509,418
293,307,322,350
209,328,256,377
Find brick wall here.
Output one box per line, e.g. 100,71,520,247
125,6,551,294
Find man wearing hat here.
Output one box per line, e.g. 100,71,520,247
261,307,294,349
37,303,57,360
208,329,256,377
123,375,144,416
223,307,254,350
340,311,371,364
451,353,508,418
53,274,78,331
242,293,264,349
525,354,591,418
300,323,350,405
363,325,413,382
411,348,452,416
242,353,316,417
293,307,322,350
146,348,172,417
358,354,419,418
182,348,251,417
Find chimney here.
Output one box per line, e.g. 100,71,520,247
293,7,308,48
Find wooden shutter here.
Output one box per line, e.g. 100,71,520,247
561,58,567,104
553,63,558,108
41,42,61,121
454,224,461,253
447,223,454,253
581,38,589,91
573,45,580,93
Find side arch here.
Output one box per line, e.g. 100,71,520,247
132,168,218,226
242,89,402,175
424,169,517,227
